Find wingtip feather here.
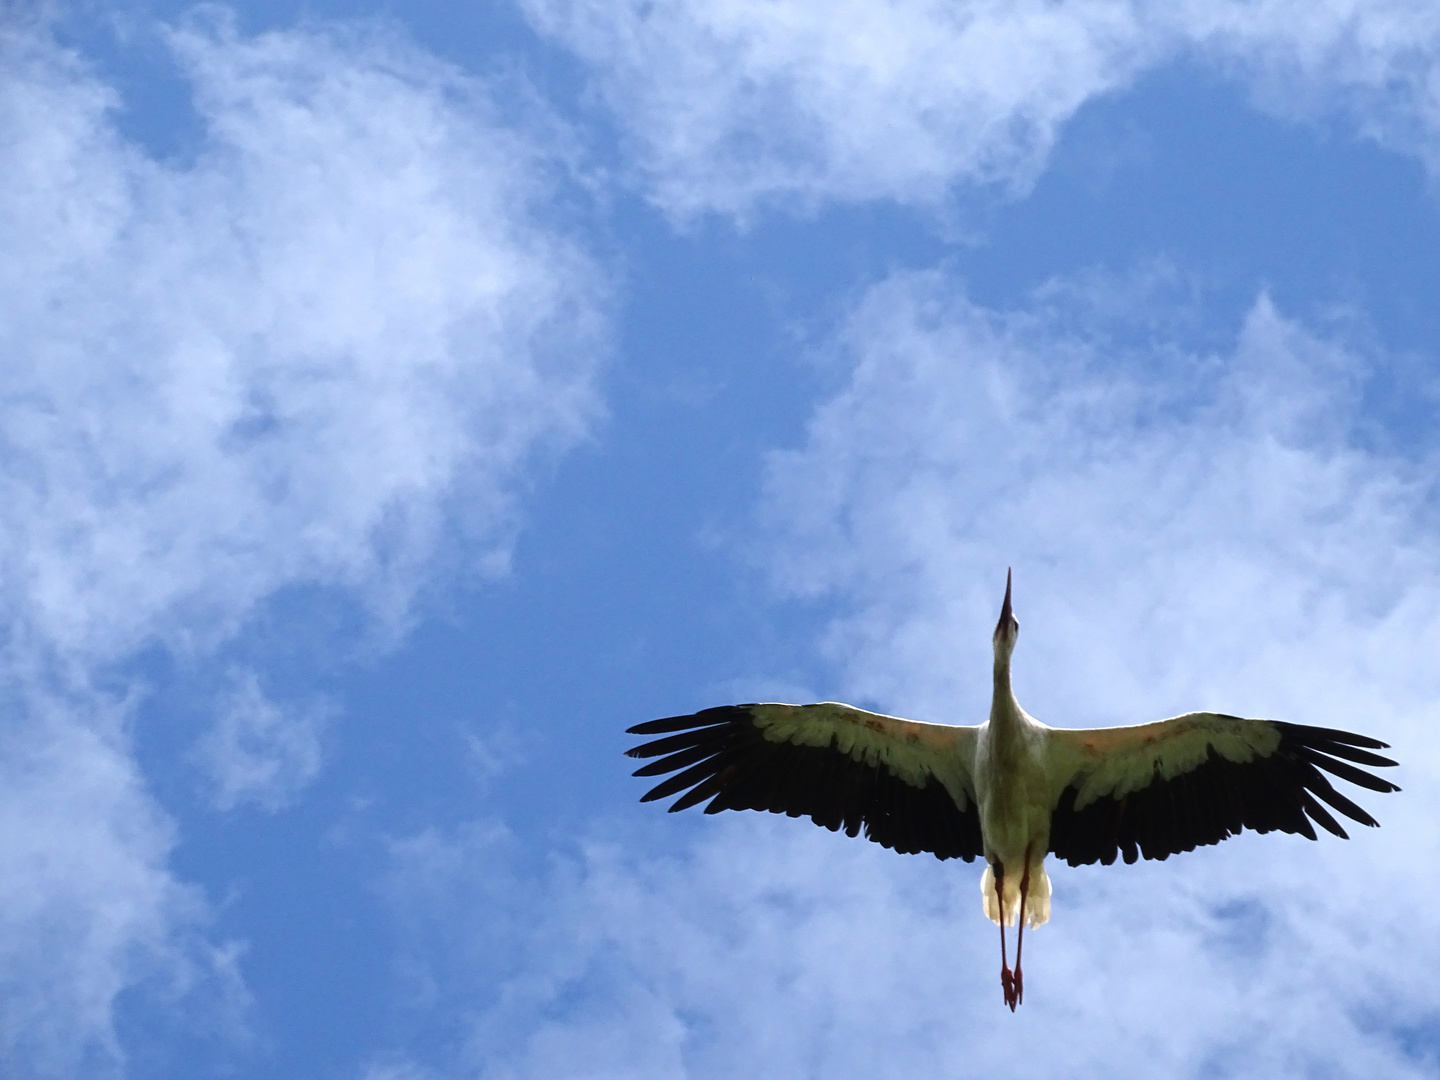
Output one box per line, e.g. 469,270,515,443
627,705,753,736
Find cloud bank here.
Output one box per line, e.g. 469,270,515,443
0,13,604,1072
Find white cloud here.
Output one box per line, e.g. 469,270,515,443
194,670,331,812
0,11,605,1071
1181,0,1440,170
761,272,1440,733
363,1062,443,1080
0,690,191,1077
380,274,1439,1077
521,0,1160,219
384,819,1434,1079
2,12,605,667
520,0,1440,219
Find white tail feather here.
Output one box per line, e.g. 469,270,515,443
981,862,1051,928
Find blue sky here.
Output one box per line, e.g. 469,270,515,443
3,1,1439,1077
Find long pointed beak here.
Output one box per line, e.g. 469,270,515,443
996,568,1013,635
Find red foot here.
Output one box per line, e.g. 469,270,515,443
1001,966,1017,1011
1014,965,1024,1006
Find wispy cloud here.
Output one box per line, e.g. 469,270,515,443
520,0,1440,220
0,691,204,1078
0,11,605,1071
379,271,1437,1078
4,13,604,667
762,271,1439,732
193,670,331,812
521,0,1159,219
1181,0,1440,169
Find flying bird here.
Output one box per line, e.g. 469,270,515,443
625,571,1400,1010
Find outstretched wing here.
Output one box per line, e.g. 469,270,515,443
626,702,983,861
1044,713,1400,866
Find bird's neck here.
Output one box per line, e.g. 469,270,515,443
992,647,1013,695
990,650,1023,738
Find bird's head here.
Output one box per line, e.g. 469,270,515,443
993,568,1019,659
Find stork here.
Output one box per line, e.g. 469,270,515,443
625,571,1400,1010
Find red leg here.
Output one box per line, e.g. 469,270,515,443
995,861,1016,1010
1014,848,1032,1007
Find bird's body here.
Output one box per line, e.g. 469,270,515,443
626,571,1399,1009
975,676,1053,931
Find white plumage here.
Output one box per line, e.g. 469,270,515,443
627,571,1399,1009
